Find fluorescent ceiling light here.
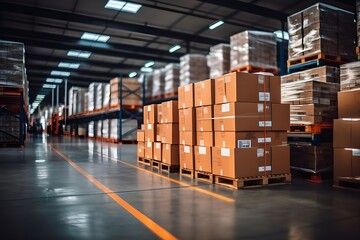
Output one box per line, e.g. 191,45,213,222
36,94,45,98
46,78,63,83
129,72,137,78
209,20,224,30
58,62,80,69
144,61,154,68
140,67,153,73
43,84,57,89
51,71,70,77
273,30,289,40
35,159,46,163
105,1,142,13
169,45,181,53
81,32,110,42
67,50,92,58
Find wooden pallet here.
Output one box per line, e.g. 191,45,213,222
214,174,291,189
195,171,214,183
137,157,151,166
160,163,179,173
287,52,353,67
334,177,360,192
164,91,178,98
151,94,164,100
180,168,195,179
289,123,333,134
231,65,278,74
151,160,161,170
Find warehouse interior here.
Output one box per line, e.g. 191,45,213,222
0,0,360,239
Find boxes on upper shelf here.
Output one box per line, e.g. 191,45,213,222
179,54,209,86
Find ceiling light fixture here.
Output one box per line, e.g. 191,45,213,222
43,84,57,89
46,78,63,83
144,61,154,68
209,20,224,30
67,50,92,58
51,71,70,77
105,0,142,14
169,45,181,53
58,62,80,69
140,67,153,73
129,72,137,78
81,32,110,42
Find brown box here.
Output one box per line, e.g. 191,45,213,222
144,141,153,159
334,119,360,149
161,101,179,123
180,145,194,170
196,106,213,132
161,123,179,144
194,146,212,173
153,142,162,161
137,142,145,158
214,72,281,104
157,104,163,124
338,89,360,118
214,131,287,148
137,130,144,142
196,131,214,147
272,145,290,175
143,104,157,124
162,144,179,165
179,131,196,145
272,104,290,131
290,104,338,124
144,123,156,142
156,124,162,142
179,108,195,132
178,84,194,109
194,79,215,107
334,148,360,183
140,124,145,130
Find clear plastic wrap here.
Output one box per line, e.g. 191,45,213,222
95,83,105,110
88,82,102,111
96,121,102,138
230,31,277,71
73,88,87,114
109,119,137,140
84,91,89,112
68,87,81,116
281,66,340,84
288,3,356,60
0,41,25,87
152,68,166,96
102,119,109,138
110,77,142,106
102,83,110,108
207,43,230,78
179,54,209,86
340,61,360,90
164,63,180,93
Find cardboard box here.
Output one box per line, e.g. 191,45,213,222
161,100,179,123
334,148,360,183
194,79,215,106
338,89,360,118
153,142,162,161
162,144,179,165
156,124,162,142
137,142,145,158
196,131,214,147
272,145,290,175
334,119,360,149
157,104,163,124
180,145,194,170
137,130,144,142
214,131,288,148
178,84,194,109
196,106,213,132
143,104,157,124
179,131,196,145
179,108,195,132
194,146,212,172
161,123,179,144
144,141,153,159
144,123,156,142
214,72,281,104
272,104,290,131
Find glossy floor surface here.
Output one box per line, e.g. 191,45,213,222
0,135,359,240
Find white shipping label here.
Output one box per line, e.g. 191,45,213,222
220,169,223,176
223,96,227,102
258,75,264,84
139,149,142,153
258,103,264,113
221,103,230,112
200,127,204,131
222,141,226,147
147,124,152,130
200,140,204,146
185,85,190,92
182,140,185,144
148,106,151,111
182,127,185,131
221,125,224,131
352,149,360,156
201,82,205,88
259,121,272,127
184,146,190,153
147,142,151,147
199,147,207,155
238,140,251,148
259,166,271,172
199,100,203,106
257,148,264,157
258,137,271,143
221,148,230,157
259,92,270,102
166,144,169,150
182,103,185,108
155,143,161,149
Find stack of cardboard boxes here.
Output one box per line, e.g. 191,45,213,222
179,54,209,86
152,69,166,98
164,63,180,95
207,43,230,79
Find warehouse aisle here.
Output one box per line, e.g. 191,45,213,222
0,135,359,240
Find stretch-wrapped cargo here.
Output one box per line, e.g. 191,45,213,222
207,43,230,78
179,54,208,86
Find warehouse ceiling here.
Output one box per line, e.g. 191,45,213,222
0,0,355,106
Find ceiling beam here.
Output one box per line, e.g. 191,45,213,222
0,2,223,45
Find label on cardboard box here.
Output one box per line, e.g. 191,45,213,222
220,169,223,176
221,148,230,157
258,137,271,143
259,92,270,102
221,103,230,113
184,146,190,153
199,100,202,106
352,149,360,156
259,121,272,127
147,142,151,147
257,148,264,157
155,143,161,149
147,124,152,130
258,75,264,84
238,140,251,148
258,104,264,113
199,147,206,155
259,166,271,172
166,144,169,150
148,106,151,111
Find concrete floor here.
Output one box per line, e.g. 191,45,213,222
0,135,359,240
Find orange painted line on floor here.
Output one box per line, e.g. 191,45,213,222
93,151,235,203
49,144,177,240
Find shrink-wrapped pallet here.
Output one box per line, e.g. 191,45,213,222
179,54,208,86
152,69,166,97
164,63,180,94
88,121,95,138
110,119,138,140
95,83,105,110
110,77,142,107
207,43,230,78
340,61,360,91
102,83,110,108
88,82,102,111
0,41,25,87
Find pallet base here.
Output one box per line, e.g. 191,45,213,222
138,157,151,166
231,65,278,74
151,160,161,170
287,52,353,68
180,168,195,178
214,174,291,189
160,163,179,173
195,171,214,183
334,177,360,191
164,91,178,98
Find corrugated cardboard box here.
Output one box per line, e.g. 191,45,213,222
289,104,338,124
196,106,213,132
179,131,196,145
161,101,179,123
137,130,144,142
272,104,290,131
338,89,360,118
144,123,156,142
333,119,360,149
194,146,212,172
144,141,153,159
180,145,194,170
215,72,281,104
179,108,195,132
272,145,290,175
178,84,194,109
161,123,179,144
334,148,360,183
162,144,179,165
194,79,215,107
156,124,162,142
157,104,163,124
153,142,162,161
196,132,214,147
143,104,157,124
138,142,145,158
